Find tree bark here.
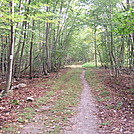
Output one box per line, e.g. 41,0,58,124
45,6,51,73
29,20,35,79
94,29,97,67
3,0,15,95
120,35,125,69
1,36,5,79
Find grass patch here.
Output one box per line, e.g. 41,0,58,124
36,96,49,105
129,88,134,92
85,68,104,90
116,101,123,110
105,105,115,109
17,107,37,123
105,102,123,110
2,125,16,133
82,63,96,68
97,96,111,102
46,90,55,96
82,62,101,68
18,111,36,120
10,99,20,105
104,97,111,100
101,121,111,126
98,87,107,91
100,91,110,96
24,107,34,111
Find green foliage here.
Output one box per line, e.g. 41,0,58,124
113,8,134,35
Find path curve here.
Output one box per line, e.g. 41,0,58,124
64,70,99,134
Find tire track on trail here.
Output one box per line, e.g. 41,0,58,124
63,70,99,134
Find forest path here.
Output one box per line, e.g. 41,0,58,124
20,68,99,134
63,70,99,134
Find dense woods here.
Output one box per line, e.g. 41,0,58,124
0,0,134,95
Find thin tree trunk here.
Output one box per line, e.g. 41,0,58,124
94,29,97,67
1,36,5,79
42,27,47,75
128,34,133,73
29,20,35,79
97,47,103,67
45,6,51,73
120,35,125,69
3,0,15,95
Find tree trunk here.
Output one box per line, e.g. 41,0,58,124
97,47,103,67
120,35,125,69
1,36,5,79
3,0,15,95
42,26,47,75
94,30,97,67
45,6,51,73
128,34,133,73
29,20,35,79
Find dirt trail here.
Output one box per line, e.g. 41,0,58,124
20,69,99,134
63,70,99,134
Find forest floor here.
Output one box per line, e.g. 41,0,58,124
0,66,134,134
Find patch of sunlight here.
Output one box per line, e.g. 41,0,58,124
65,65,82,68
